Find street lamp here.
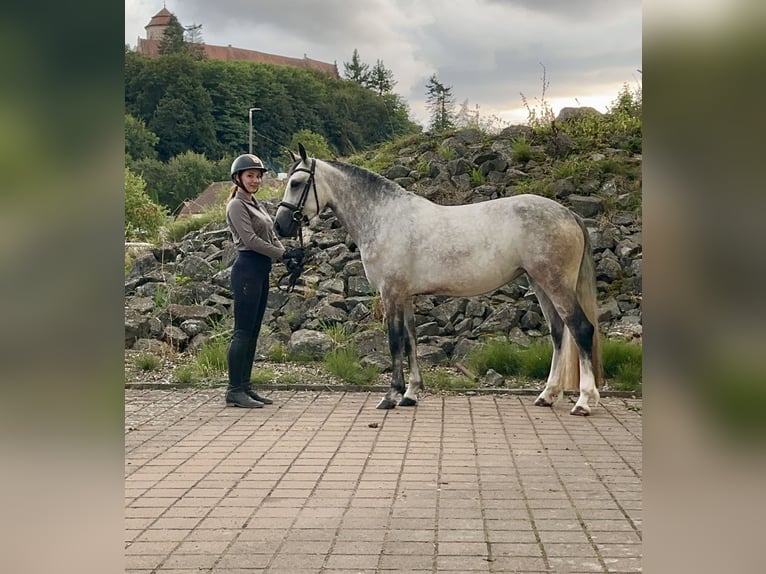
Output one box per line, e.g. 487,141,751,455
248,107,261,154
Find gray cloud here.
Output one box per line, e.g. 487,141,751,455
126,0,641,125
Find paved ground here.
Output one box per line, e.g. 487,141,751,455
125,389,642,573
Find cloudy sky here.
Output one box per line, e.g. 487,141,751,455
125,0,642,127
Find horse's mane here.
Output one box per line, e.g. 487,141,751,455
287,157,405,198
329,161,403,196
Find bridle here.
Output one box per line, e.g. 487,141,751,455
276,158,319,293
277,158,319,248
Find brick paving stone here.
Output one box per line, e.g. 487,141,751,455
126,389,642,574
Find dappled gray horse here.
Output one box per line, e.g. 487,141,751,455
274,144,602,415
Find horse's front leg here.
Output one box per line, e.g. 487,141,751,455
376,303,406,409
399,299,422,407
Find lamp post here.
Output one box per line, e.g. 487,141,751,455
248,107,261,154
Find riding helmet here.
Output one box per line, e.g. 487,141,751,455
230,154,267,184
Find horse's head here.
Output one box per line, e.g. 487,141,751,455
274,143,322,238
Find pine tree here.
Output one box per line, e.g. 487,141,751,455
425,74,455,132
343,49,371,86
368,59,396,96
158,15,186,55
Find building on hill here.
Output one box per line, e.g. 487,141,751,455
134,7,339,78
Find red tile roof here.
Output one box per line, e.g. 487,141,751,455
136,38,339,77
146,8,173,28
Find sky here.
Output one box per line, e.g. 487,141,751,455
125,0,642,127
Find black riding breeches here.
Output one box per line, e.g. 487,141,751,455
227,251,272,391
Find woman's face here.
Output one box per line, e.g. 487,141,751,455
240,168,264,193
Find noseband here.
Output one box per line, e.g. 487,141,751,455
278,159,319,244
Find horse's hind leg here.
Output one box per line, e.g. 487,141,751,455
530,281,566,408
565,303,600,416
400,299,422,407
377,300,407,410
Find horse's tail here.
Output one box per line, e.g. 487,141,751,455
561,216,603,391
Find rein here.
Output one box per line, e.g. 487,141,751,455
276,159,319,293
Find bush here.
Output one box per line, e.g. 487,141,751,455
288,129,334,160
125,167,167,242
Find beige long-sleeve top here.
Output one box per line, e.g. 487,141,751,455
225,189,285,260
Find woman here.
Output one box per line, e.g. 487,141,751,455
225,153,302,408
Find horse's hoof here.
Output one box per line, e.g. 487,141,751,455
376,398,397,410
534,397,553,407
399,397,417,407
570,405,590,416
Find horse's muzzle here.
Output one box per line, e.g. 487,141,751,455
274,211,298,238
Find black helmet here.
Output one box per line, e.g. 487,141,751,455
230,154,267,184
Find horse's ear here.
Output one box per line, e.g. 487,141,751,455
289,150,296,162
298,143,308,163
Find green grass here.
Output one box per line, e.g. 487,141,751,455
134,352,161,371
425,367,477,391
602,338,642,391
250,369,276,386
277,372,302,385
510,138,535,163
323,347,379,385
173,365,197,384
465,336,642,391
266,343,288,362
518,340,553,380
469,168,486,186
319,321,353,347
194,334,229,377
164,204,226,242
465,338,523,377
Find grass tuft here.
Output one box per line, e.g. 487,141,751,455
323,347,379,386
134,352,162,371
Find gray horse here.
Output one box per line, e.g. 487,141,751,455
275,144,602,415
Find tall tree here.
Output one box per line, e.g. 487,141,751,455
125,114,159,161
343,49,370,86
183,23,206,60
158,15,186,56
425,74,455,132
368,59,396,96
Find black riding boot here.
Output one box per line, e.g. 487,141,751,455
226,332,263,408
240,337,273,405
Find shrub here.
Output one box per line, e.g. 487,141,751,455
288,129,335,159
125,167,167,242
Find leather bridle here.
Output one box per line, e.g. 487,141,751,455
277,159,319,245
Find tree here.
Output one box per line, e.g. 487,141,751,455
289,129,333,160
183,23,206,60
158,15,186,56
125,167,167,242
368,60,396,96
343,49,370,86
162,151,223,213
125,114,159,161
425,74,455,132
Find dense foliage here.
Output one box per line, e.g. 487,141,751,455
125,50,420,170
124,167,167,242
